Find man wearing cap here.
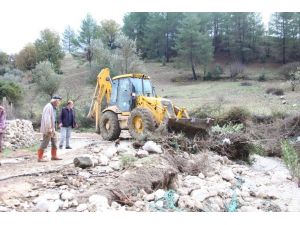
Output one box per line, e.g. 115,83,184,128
37,96,62,162
59,100,78,149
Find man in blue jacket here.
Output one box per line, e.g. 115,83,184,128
59,100,77,149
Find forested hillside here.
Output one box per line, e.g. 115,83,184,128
123,13,300,64
1,12,300,123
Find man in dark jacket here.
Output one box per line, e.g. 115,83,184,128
59,100,77,149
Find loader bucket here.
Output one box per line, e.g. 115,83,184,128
167,117,214,138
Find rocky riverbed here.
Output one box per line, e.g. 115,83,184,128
0,136,299,212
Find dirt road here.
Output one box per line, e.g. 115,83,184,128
0,132,101,180
0,132,126,204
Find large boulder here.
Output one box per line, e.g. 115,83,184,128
73,157,93,169
142,141,162,154
88,195,110,212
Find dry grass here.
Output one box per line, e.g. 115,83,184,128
143,62,300,116
58,54,94,106
16,54,94,125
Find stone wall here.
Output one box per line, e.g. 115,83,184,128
3,119,37,149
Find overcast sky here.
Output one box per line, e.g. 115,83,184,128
0,0,299,54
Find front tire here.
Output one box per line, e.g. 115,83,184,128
128,108,155,140
99,111,121,141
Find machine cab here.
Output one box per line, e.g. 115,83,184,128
110,74,156,112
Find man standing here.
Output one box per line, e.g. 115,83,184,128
37,96,62,162
0,106,6,153
59,100,77,149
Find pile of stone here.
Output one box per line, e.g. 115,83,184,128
3,119,37,149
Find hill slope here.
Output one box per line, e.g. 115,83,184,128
54,56,300,117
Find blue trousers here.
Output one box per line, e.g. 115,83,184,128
59,126,72,147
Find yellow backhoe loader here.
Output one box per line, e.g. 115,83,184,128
87,68,213,141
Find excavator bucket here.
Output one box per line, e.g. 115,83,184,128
167,117,214,138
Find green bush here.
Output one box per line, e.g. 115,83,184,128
3,69,24,82
281,140,300,178
75,105,94,129
0,66,7,75
279,62,300,80
213,64,223,76
33,61,61,98
212,123,244,135
0,79,23,104
204,64,223,80
189,104,222,118
203,71,213,81
217,107,251,125
32,61,54,83
248,142,266,156
258,73,266,82
0,51,8,66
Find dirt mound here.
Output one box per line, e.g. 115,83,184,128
281,114,300,138
247,114,300,157
103,151,209,205
188,105,300,158
154,133,251,162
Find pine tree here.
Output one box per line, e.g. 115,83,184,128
77,14,100,68
144,12,183,62
122,12,150,58
62,26,78,53
269,12,295,64
175,13,213,80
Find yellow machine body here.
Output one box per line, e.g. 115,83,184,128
88,68,212,140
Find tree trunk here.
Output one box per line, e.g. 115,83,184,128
190,36,197,80
213,16,219,54
241,17,246,63
166,33,169,62
237,16,245,64
165,13,170,63
125,57,128,74
283,37,286,64
191,62,197,80
282,20,286,64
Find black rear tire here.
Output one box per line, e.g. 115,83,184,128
99,111,121,141
128,107,155,140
